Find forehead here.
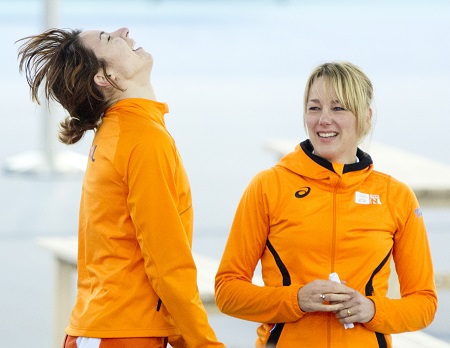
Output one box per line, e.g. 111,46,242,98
308,77,338,101
78,30,103,50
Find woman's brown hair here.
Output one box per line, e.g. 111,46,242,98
17,28,119,144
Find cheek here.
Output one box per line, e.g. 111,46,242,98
304,115,316,133
342,120,359,143
340,116,357,132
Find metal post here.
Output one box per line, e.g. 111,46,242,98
45,0,59,29
42,0,59,173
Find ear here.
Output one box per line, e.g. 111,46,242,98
94,73,116,88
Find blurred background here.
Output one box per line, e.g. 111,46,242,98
0,0,449,347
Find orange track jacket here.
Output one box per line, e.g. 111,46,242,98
66,99,223,347
215,140,437,348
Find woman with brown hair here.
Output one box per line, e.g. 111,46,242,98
18,27,224,348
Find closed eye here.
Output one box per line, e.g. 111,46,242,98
99,31,112,42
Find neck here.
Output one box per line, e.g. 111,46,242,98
108,80,157,104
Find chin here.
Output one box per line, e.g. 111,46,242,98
314,148,338,162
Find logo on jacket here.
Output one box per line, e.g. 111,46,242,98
355,191,381,205
295,187,311,198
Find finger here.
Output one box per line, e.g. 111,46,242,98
322,293,351,304
320,303,346,313
337,307,354,320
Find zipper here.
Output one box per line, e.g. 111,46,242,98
329,175,342,348
331,176,342,274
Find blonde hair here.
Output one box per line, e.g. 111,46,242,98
303,62,373,141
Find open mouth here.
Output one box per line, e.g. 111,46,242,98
318,132,337,138
129,40,140,51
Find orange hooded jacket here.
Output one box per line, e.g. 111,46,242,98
66,99,223,347
215,140,437,348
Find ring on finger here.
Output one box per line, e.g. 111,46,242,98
319,293,326,301
347,309,351,317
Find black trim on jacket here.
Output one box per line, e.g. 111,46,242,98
266,239,291,346
365,248,392,348
264,241,393,347
300,140,373,174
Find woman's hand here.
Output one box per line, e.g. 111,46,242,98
297,279,353,313
335,290,375,324
297,279,375,325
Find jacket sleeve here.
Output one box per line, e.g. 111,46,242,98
364,179,437,333
127,131,223,347
215,171,304,324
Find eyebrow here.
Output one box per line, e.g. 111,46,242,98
308,99,341,104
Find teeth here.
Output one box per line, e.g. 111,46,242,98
319,132,337,138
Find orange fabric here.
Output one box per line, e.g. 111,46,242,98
63,335,168,348
66,99,223,347
215,141,437,347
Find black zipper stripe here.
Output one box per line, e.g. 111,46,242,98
365,248,392,296
266,239,291,346
266,239,291,286
376,332,388,348
365,248,392,348
156,298,162,311
266,323,285,347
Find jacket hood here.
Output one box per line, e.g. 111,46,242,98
276,140,374,192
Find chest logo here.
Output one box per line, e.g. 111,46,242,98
355,191,381,205
295,187,311,198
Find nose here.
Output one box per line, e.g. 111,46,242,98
319,109,332,126
111,27,129,38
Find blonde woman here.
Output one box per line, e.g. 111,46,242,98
215,62,437,348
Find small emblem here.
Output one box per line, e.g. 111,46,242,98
355,191,381,205
295,187,311,198
414,208,423,218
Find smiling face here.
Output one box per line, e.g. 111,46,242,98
305,77,360,164
79,27,153,86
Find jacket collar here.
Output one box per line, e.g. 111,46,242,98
301,140,373,174
276,140,374,192
105,98,169,127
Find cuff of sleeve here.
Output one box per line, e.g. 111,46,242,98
291,285,306,318
363,296,384,331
